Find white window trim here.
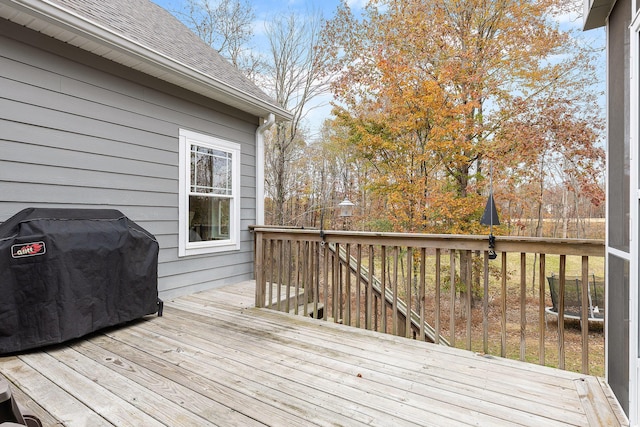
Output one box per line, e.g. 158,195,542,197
179,128,241,257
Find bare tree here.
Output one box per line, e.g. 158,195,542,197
176,0,264,80
263,10,331,225
175,3,332,225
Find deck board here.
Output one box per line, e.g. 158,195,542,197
0,280,628,426
165,299,587,426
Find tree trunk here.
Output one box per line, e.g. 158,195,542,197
562,187,569,239
459,250,475,313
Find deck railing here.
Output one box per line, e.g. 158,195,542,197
252,227,605,375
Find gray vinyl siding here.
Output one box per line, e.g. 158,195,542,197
0,21,260,298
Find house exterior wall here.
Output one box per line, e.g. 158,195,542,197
0,21,260,298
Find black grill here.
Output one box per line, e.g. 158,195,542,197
0,208,161,354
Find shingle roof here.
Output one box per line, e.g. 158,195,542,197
0,0,290,121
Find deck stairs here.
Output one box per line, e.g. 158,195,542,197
329,243,449,345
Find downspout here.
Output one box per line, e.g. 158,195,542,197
255,114,275,225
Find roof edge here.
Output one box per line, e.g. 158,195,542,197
583,0,615,30
1,0,292,122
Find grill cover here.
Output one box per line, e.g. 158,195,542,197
0,208,159,354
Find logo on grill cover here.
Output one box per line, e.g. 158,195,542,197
11,241,46,258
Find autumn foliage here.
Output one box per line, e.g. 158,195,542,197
318,0,604,236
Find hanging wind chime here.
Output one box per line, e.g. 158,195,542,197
480,165,500,260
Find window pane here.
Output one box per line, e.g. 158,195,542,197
212,156,230,193
190,144,232,195
188,195,230,242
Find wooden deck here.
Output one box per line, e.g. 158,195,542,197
0,281,628,426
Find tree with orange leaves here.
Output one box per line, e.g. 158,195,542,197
321,0,603,235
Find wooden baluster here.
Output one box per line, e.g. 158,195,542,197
450,250,456,347
483,251,489,354
313,241,320,319
277,239,283,312
367,245,374,331
294,240,301,315
302,241,309,316
406,247,413,339
501,252,507,358
345,243,351,326
435,249,441,345
392,246,399,336
333,243,340,323
339,258,343,322
356,244,362,329
322,241,329,321
558,255,566,370
381,245,387,334
268,239,275,310
374,295,379,331
307,241,314,316
333,245,338,319
466,250,472,351
539,253,546,366
581,256,589,374
520,252,526,361
420,248,427,342
284,240,291,313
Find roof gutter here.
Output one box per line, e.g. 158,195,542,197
582,0,615,30
255,114,275,225
0,0,292,122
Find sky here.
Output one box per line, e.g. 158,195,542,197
151,0,605,140
152,0,361,16
151,0,356,138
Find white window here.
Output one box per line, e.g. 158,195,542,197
179,129,241,256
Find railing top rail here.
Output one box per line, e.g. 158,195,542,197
250,226,605,257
